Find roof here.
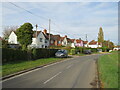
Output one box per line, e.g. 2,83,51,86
76,39,83,43
89,40,97,45
71,39,75,43
67,38,72,43
33,31,41,38
83,41,88,44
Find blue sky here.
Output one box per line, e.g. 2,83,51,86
1,2,118,44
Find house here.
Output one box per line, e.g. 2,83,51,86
61,35,72,46
8,31,19,44
113,46,120,51
88,40,102,48
71,39,84,48
8,30,49,48
83,41,88,47
30,30,49,48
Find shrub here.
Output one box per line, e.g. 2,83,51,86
2,48,58,64
2,48,28,63
70,49,76,55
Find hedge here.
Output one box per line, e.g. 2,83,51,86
2,48,59,63
32,48,58,60
2,48,28,63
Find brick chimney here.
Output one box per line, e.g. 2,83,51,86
65,35,67,38
43,29,47,34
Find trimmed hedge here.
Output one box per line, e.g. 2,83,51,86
32,48,58,60
2,48,28,63
2,48,59,63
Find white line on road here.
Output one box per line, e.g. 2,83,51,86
2,57,75,82
43,72,62,84
66,64,73,69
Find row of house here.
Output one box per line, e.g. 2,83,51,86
8,29,102,48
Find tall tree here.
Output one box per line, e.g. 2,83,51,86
16,23,33,50
98,27,104,43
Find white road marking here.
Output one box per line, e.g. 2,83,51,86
66,64,73,69
2,57,75,82
43,72,62,84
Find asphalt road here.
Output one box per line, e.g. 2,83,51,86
2,54,101,88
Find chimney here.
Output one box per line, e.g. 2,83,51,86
65,35,67,38
43,29,47,34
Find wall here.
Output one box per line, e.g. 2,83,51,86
8,31,19,44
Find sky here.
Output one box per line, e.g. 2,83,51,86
0,1,118,45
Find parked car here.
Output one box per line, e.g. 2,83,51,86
83,49,91,54
55,49,68,58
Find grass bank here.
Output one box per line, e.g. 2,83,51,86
2,58,65,77
98,51,118,88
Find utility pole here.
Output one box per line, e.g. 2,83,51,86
86,34,87,41
35,24,38,38
49,19,51,47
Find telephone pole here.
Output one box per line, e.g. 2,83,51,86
49,19,51,47
86,34,88,41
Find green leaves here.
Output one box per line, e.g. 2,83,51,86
16,23,33,50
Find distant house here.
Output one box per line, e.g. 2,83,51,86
113,46,120,51
71,39,84,48
61,35,72,46
83,41,89,47
88,40,102,48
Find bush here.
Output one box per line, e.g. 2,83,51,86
2,48,59,64
70,49,76,55
32,48,58,60
2,48,28,63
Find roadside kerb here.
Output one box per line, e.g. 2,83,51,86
1,56,78,81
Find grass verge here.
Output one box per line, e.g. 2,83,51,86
98,51,118,88
2,58,65,77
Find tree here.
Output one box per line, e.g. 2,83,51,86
102,40,114,50
2,26,18,40
16,23,33,50
98,27,104,43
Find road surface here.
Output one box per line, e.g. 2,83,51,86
2,54,101,88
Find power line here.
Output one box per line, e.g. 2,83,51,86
9,2,49,21
8,2,85,40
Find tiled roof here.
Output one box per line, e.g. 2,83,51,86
71,39,75,43
76,39,83,43
33,31,41,38
89,40,97,45
83,41,88,44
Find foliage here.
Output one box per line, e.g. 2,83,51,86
32,48,58,59
2,48,28,63
2,48,58,64
98,27,104,43
16,23,33,50
102,40,114,50
2,39,8,48
70,49,76,55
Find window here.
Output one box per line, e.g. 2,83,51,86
58,41,61,44
45,39,47,43
42,45,44,48
51,40,54,44
40,38,43,42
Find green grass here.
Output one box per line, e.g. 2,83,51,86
2,58,64,77
98,51,118,88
